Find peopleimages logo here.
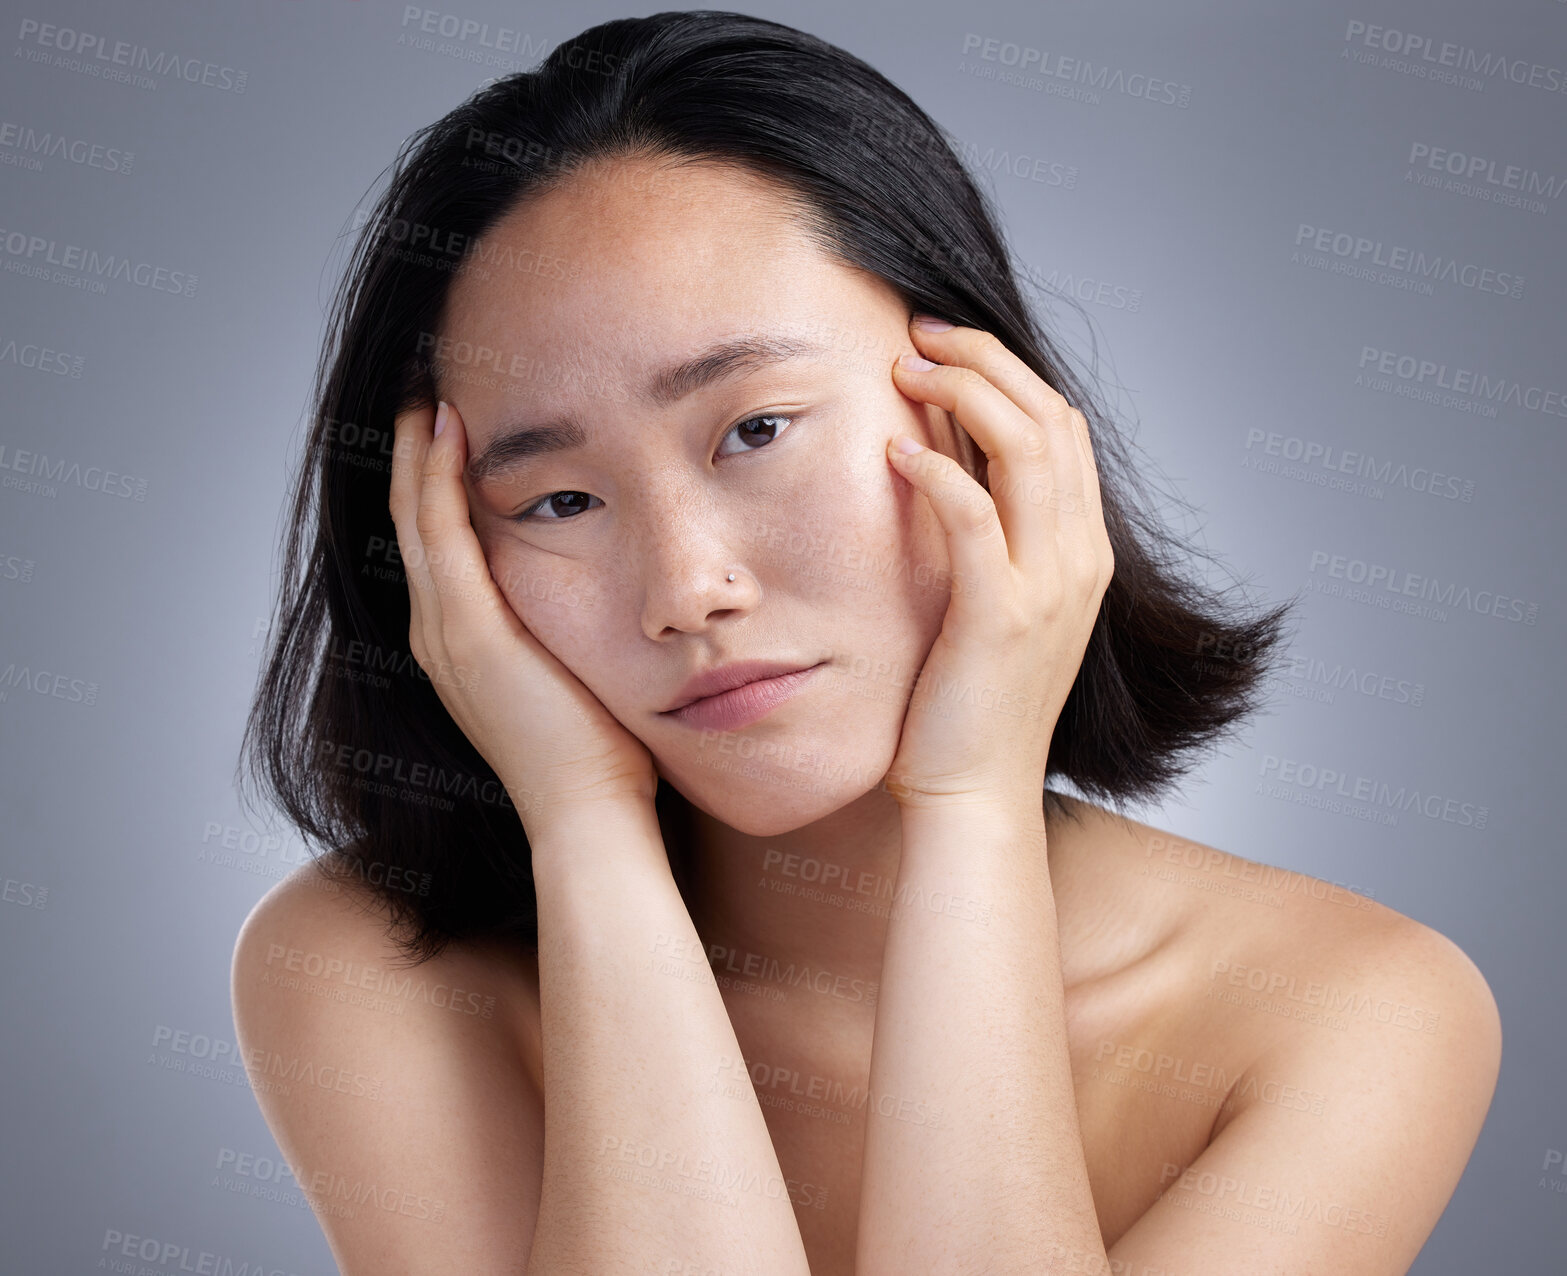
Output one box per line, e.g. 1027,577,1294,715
1406,143,1565,201
0,225,198,297
1243,429,1475,501
1269,652,1426,708
1158,1162,1391,1237
262,943,494,1018
1210,959,1441,1033
0,122,134,173
99,1229,304,1276
959,32,1193,107
0,659,97,705
1259,754,1489,830
1293,224,1523,298
398,6,549,58
0,339,84,377
0,441,147,500
1307,550,1539,626
1357,346,1566,419
15,19,249,92
1342,20,1567,96
316,740,520,813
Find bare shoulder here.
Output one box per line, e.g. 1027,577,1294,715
1054,793,1500,1016
232,849,541,1057
1063,799,1503,1269
230,849,544,1273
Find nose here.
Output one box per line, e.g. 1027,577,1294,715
636,495,760,641
641,546,759,639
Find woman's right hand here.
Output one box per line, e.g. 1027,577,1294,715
388,398,659,833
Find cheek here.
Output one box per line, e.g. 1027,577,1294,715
483,538,610,674
752,418,953,715
762,412,953,621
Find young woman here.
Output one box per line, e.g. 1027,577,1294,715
231,12,1500,1274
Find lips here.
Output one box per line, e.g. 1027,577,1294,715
660,663,825,733
661,659,824,713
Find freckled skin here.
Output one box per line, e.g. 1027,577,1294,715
234,151,1497,1276
441,155,977,836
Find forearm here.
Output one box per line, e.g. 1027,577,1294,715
855,799,1107,1274
524,800,812,1276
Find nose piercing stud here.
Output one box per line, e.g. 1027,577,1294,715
727,573,736,582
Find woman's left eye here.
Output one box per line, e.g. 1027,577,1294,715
510,413,798,524
715,413,794,457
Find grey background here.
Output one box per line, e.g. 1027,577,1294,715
0,0,1561,1271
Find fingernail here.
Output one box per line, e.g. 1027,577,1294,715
891,434,924,455
434,400,448,438
911,314,953,331
898,353,936,371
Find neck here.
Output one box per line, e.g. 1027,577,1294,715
665,786,1073,1004
680,788,904,994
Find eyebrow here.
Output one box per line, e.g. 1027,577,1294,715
465,333,828,484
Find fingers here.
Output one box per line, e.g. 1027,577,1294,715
885,434,1014,625
892,334,1056,574
389,401,438,665
413,400,472,594
413,400,515,633
893,318,1109,582
911,317,1063,427
904,319,1094,519
389,398,512,678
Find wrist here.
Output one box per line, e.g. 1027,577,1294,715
896,793,1049,860
508,769,655,833
893,789,1047,830
524,793,670,880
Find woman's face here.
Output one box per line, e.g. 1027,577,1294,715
437,154,979,835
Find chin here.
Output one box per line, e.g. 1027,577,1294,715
660,771,837,836
655,730,900,836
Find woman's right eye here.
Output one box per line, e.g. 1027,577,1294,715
514,492,603,522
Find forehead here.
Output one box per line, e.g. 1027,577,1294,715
437,156,892,405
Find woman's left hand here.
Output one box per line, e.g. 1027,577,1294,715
879,315,1115,812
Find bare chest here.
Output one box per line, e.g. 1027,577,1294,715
718,960,1240,1276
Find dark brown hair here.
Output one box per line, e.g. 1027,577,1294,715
237,9,1296,964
